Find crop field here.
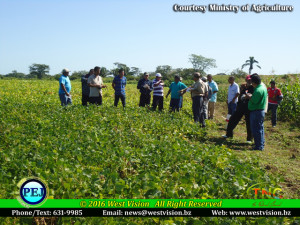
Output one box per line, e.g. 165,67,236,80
0,77,299,224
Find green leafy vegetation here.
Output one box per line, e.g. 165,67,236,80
0,79,298,224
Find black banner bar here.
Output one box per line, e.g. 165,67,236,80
1,208,299,217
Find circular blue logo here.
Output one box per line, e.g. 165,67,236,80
20,178,47,205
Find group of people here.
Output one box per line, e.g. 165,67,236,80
223,74,283,151
58,67,282,150
58,67,219,128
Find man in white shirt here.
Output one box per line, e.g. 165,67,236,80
227,76,240,115
88,66,107,105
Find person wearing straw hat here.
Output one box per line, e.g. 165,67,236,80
58,68,72,106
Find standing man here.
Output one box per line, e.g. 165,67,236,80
246,74,268,150
58,68,72,106
181,73,208,127
166,75,187,112
227,76,240,116
201,76,210,119
152,73,164,111
189,72,208,127
207,74,219,119
81,69,94,106
267,81,283,127
88,66,106,105
223,75,254,142
112,68,127,107
137,72,153,107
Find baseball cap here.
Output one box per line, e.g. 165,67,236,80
156,73,162,77
201,77,207,82
144,72,149,76
246,75,251,81
62,68,70,73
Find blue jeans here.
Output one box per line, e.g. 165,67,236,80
59,93,72,106
250,110,265,150
228,102,237,115
268,103,278,126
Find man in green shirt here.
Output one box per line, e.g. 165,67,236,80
246,74,268,150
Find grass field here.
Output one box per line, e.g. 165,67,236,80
0,76,299,224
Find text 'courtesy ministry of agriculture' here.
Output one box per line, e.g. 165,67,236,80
173,4,294,13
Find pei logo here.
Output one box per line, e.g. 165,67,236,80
17,178,48,208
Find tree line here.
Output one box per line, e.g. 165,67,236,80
0,55,260,81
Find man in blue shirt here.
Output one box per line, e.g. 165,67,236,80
166,75,187,112
207,74,219,119
58,68,72,106
112,68,127,107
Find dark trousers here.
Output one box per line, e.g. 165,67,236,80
170,98,180,112
114,94,126,107
268,103,278,126
89,96,102,105
226,104,252,141
192,96,205,127
152,96,164,111
139,93,151,107
82,94,90,106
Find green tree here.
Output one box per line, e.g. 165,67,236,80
188,54,217,74
129,67,141,76
230,68,248,78
100,67,108,77
176,68,195,81
155,65,173,81
29,64,50,79
5,70,26,78
155,65,172,76
70,70,88,80
241,56,261,74
112,62,130,75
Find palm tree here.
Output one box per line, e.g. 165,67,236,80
241,56,261,74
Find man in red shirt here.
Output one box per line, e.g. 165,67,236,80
267,81,283,127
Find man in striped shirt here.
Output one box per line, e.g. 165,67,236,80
152,73,164,111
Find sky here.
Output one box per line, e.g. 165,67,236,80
0,0,299,75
